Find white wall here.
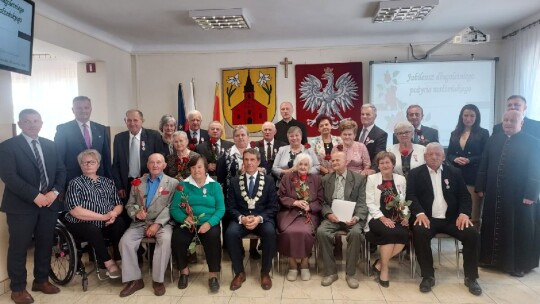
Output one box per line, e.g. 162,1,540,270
134,42,502,135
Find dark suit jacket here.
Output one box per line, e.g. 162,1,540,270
253,139,287,174
227,173,278,225
112,128,163,192
186,128,210,145
392,125,439,145
0,135,66,214
54,120,111,187
407,164,472,223
321,170,368,227
196,139,234,163
356,125,388,169
447,128,489,185
275,118,308,144
493,117,540,140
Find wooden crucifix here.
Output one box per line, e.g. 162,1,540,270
280,57,293,78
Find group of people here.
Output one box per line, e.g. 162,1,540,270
0,94,538,304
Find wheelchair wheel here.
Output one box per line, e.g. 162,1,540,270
49,222,77,285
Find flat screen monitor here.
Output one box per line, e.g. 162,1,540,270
0,0,34,75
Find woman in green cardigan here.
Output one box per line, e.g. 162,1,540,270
170,154,225,292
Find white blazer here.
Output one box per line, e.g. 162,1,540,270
365,173,407,231
387,144,426,176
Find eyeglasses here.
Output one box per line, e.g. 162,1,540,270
81,160,98,166
396,131,412,136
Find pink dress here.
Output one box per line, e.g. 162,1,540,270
332,142,371,173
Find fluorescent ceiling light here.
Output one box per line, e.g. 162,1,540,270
189,8,250,30
373,0,438,23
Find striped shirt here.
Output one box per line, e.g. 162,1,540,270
65,175,122,228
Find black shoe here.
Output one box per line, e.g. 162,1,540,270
379,279,389,288
419,277,435,293
208,277,219,293
250,249,261,260
464,277,482,296
371,259,381,276
178,274,189,289
510,270,525,277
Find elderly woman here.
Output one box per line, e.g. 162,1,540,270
158,114,177,156
164,131,199,181
387,121,425,178
64,149,125,279
171,155,225,292
366,151,409,287
309,115,342,175
333,119,371,175
447,104,489,228
277,153,323,281
272,126,320,181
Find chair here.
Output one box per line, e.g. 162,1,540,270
411,233,460,278
140,237,175,283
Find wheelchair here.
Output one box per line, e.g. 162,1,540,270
49,217,110,291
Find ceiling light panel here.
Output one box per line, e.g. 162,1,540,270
189,8,250,30
373,0,438,23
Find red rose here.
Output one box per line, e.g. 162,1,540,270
176,185,184,192
131,178,142,186
291,176,299,183
188,143,196,151
304,143,311,149
384,181,393,188
324,154,331,161
377,184,385,191
400,149,409,156
336,144,344,151
210,137,217,144
190,138,197,144
299,174,308,182
161,190,170,195
182,157,189,163
250,141,257,148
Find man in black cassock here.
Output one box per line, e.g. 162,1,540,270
475,110,540,277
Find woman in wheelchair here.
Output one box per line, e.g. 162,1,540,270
63,149,126,279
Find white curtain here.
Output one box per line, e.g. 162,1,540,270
11,59,78,140
501,22,540,121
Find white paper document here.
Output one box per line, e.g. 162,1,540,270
332,199,356,222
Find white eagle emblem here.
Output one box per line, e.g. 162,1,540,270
299,67,358,127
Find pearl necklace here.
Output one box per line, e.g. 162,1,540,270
239,174,265,209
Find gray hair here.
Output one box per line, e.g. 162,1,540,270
406,104,424,115
394,121,414,134
361,103,377,114
425,142,444,154
187,110,202,121
172,130,188,141
233,125,248,136
77,149,101,164
159,114,177,132
287,126,302,136
293,153,313,170
126,109,144,119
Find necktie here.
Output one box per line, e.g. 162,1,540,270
31,140,48,192
414,129,419,143
266,142,272,160
359,128,368,143
336,175,345,200
83,123,92,148
248,176,255,197
129,136,140,178
192,131,198,143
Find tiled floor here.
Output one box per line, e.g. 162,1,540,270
1,239,540,304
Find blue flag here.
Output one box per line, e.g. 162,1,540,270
177,83,187,131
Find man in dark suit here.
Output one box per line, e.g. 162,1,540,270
112,109,163,205
492,95,540,140
195,121,233,178
257,121,286,175
225,148,278,291
355,103,388,170
186,110,210,145
0,109,66,304
317,151,367,289
55,96,111,190
407,142,482,296
392,104,439,145
275,101,308,144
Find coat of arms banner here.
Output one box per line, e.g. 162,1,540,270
295,62,363,137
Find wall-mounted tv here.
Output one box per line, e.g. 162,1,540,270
0,0,35,75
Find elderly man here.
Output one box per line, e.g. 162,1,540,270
492,95,540,140
476,110,540,277
225,148,278,291
407,143,482,296
118,153,179,297
256,121,287,175
55,96,112,190
186,110,210,144
355,103,387,170
196,121,233,178
317,151,367,289
275,101,308,144
393,104,439,145
0,109,66,304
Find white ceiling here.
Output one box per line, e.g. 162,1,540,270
35,0,540,53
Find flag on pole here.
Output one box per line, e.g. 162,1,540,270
177,83,187,131
213,82,226,139
185,78,196,115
